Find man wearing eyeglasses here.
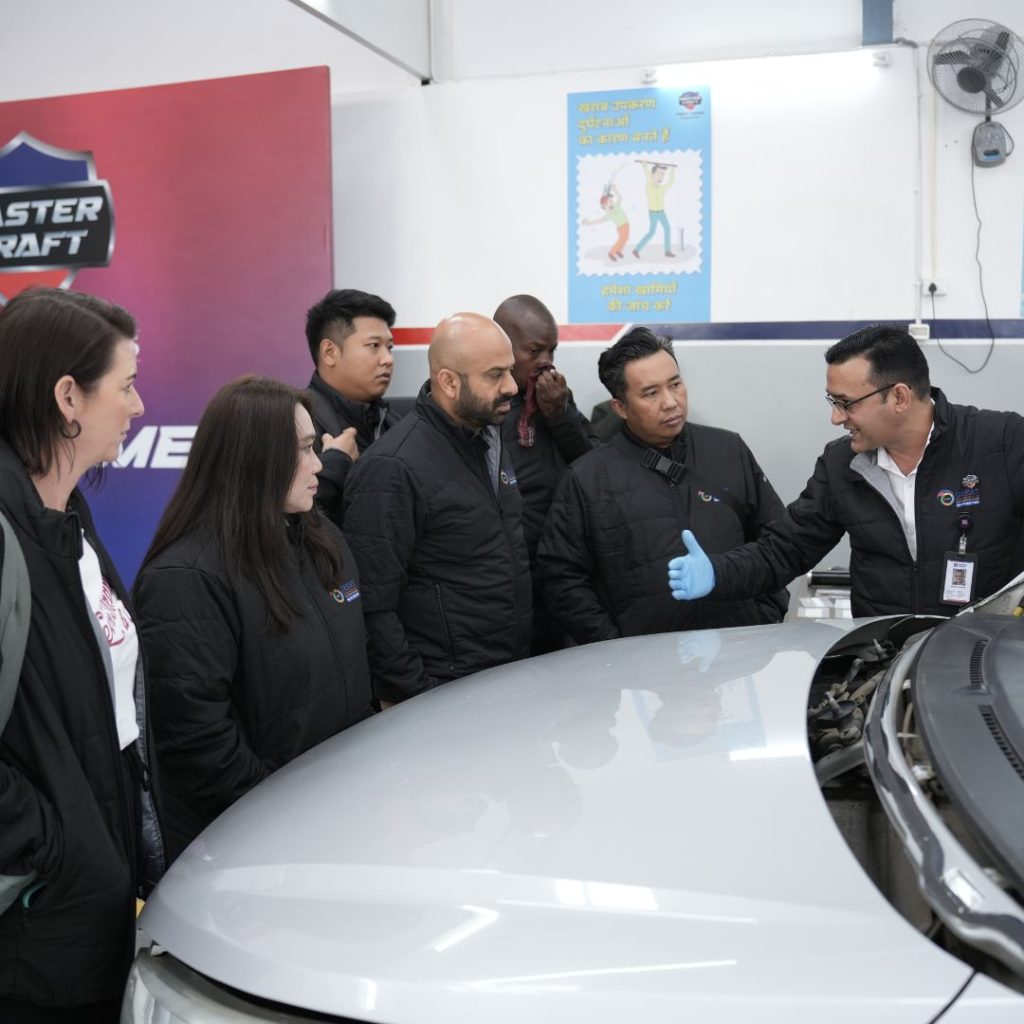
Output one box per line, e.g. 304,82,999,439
668,323,1024,616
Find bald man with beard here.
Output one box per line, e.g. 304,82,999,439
343,313,532,705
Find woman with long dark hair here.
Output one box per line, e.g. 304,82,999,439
0,287,162,1024
133,376,373,863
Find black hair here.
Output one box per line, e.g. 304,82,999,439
825,324,930,399
305,288,396,365
493,294,557,345
597,327,677,401
140,376,341,631
0,287,136,476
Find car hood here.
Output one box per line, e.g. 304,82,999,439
142,621,984,1023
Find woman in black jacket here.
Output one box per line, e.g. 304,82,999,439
0,287,162,1023
133,376,374,864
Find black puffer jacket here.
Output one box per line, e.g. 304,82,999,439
343,384,532,702
133,524,373,862
501,391,594,559
307,372,403,529
0,441,164,1007
539,423,789,643
709,390,1024,616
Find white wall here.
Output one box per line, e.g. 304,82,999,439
436,0,864,79
333,48,934,324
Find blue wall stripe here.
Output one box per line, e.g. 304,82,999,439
862,0,893,45
655,320,1024,341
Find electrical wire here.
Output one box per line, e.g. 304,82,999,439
932,137,999,375
933,138,1003,375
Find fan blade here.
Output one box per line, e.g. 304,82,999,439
984,87,1006,109
996,31,1010,51
934,49,970,65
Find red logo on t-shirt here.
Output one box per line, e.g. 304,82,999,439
95,578,132,647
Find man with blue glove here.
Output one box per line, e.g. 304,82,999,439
669,324,1024,617
538,328,788,644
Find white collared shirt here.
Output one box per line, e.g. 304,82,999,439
877,422,934,560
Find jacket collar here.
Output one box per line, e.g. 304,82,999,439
414,381,492,451
0,439,86,560
615,422,689,465
308,372,389,437
846,387,948,480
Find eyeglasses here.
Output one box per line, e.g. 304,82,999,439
824,383,895,413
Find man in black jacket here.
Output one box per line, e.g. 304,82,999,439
493,294,594,652
668,324,1024,616
539,328,788,644
305,288,400,528
343,312,532,705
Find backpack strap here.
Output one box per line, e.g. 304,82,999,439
0,510,31,737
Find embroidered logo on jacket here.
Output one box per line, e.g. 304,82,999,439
330,580,361,603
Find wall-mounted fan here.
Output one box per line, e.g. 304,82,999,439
927,18,1024,166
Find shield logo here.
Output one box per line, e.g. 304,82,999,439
0,132,115,305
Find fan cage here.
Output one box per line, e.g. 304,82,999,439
927,18,1024,115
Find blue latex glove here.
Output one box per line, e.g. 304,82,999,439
667,529,715,601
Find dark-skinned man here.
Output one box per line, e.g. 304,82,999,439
493,294,595,653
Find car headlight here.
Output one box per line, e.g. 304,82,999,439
122,948,328,1023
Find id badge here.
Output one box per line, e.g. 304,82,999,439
941,551,978,605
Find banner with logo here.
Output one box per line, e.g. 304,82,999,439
0,68,333,581
568,86,711,324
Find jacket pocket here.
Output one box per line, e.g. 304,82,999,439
434,584,456,672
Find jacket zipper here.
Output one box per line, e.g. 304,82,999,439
298,553,349,724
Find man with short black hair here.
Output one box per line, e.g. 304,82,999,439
343,312,531,705
304,288,398,527
668,324,1024,616
493,294,594,653
538,327,788,644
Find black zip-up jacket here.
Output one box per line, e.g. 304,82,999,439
133,523,373,863
539,423,789,643
0,441,164,1007
306,372,403,529
501,390,594,560
708,389,1024,616
343,383,532,703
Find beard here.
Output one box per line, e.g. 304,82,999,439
455,382,512,428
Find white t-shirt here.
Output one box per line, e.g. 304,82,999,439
78,536,140,750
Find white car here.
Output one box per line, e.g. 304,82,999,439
123,577,1024,1022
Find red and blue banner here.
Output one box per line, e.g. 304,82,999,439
0,67,334,581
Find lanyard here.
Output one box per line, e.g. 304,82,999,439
957,513,972,555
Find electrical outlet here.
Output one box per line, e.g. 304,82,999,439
909,321,930,342
920,279,948,297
